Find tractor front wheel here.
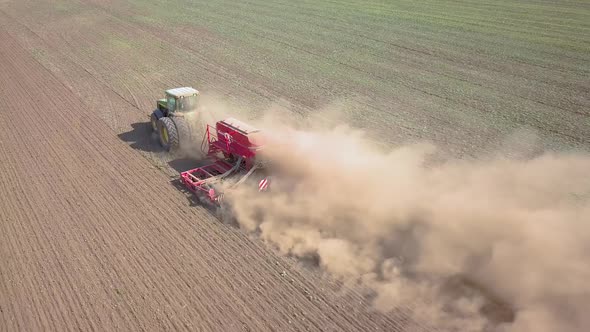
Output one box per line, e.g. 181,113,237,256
157,117,179,151
150,110,163,132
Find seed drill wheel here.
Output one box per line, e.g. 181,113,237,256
150,110,163,132
157,117,179,151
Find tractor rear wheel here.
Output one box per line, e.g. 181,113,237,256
150,110,163,132
157,117,179,151
172,116,191,149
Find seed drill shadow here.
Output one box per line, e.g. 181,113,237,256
168,177,240,228
167,157,211,174
169,177,202,208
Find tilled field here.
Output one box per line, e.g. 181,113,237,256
0,23,429,332
0,0,588,331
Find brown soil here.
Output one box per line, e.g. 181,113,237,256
0,16,432,332
1,0,587,331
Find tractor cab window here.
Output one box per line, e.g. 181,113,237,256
177,95,197,112
167,96,176,112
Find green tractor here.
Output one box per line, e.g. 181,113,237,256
150,87,199,151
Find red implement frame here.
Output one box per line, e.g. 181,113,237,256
180,118,264,203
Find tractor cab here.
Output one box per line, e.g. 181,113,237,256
151,86,200,151
157,87,199,116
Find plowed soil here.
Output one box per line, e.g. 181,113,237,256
1,0,588,331
0,15,424,332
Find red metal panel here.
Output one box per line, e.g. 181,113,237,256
182,117,268,203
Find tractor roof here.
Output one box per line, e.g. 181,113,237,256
166,87,199,98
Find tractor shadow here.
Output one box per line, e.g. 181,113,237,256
118,121,162,153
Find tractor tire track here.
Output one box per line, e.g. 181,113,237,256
0,22,421,332
0,27,265,332
0,4,450,331
0,8,425,331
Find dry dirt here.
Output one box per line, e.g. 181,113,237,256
1,0,588,331
0,22,433,332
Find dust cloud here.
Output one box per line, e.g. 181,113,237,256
180,92,231,158
201,99,590,332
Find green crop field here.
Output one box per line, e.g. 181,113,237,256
123,0,590,152
3,0,589,154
